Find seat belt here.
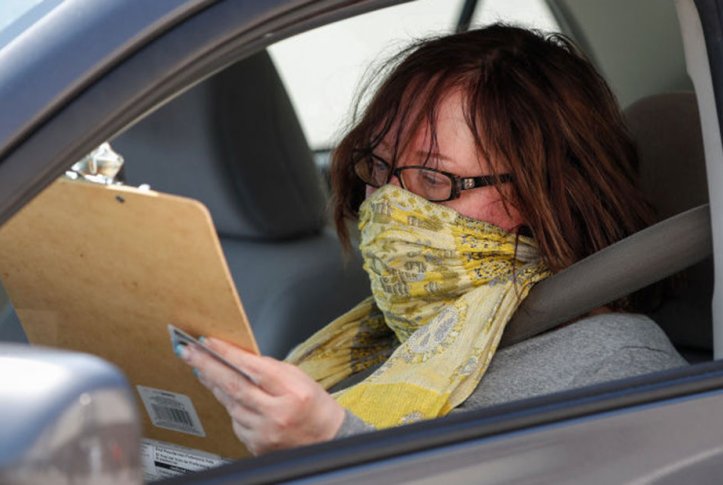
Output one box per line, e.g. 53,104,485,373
500,204,712,348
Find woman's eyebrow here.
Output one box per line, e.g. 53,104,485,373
413,150,456,168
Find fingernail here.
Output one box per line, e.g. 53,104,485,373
193,368,201,378
174,343,188,359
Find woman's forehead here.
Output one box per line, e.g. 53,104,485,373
382,88,467,140
376,92,496,173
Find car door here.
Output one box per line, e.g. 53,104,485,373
2,0,723,484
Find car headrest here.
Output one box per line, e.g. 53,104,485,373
112,50,327,240
625,92,709,216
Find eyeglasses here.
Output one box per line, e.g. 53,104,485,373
353,151,513,202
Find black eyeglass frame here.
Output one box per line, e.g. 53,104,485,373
353,151,514,202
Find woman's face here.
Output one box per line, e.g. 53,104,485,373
366,91,524,232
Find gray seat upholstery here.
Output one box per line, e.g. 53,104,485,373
624,92,713,357
113,50,370,358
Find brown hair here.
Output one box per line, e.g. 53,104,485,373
331,24,654,283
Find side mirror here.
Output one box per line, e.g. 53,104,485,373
0,344,141,484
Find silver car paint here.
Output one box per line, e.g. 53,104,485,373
0,345,141,484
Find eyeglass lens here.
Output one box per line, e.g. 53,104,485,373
354,156,390,187
399,168,452,201
354,156,453,201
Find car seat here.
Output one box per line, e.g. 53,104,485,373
112,50,370,358
625,92,713,361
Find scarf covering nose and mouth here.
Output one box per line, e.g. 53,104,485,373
286,185,550,428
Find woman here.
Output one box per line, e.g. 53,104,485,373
177,24,686,454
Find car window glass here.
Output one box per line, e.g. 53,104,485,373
269,0,561,152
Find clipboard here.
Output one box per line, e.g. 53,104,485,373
0,177,258,459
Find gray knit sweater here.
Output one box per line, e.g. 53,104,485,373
335,313,688,438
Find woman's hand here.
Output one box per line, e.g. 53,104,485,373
177,338,345,455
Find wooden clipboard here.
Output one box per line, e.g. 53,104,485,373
0,177,257,459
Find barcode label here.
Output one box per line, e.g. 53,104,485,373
137,386,206,437
151,404,194,427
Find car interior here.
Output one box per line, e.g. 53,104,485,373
0,0,715,420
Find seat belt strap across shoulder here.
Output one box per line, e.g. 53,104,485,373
501,204,712,348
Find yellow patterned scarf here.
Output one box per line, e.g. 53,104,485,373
286,185,549,428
